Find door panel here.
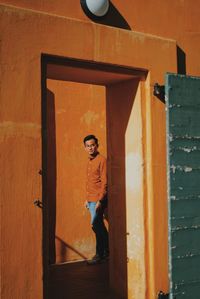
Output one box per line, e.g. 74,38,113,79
165,74,200,299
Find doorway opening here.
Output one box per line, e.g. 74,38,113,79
41,54,147,299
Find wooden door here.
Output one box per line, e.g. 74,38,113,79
165,74,200,299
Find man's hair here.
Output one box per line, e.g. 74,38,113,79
83,134,98,145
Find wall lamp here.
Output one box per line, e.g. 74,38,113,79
80,0,110,19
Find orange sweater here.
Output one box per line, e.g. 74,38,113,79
86,153,107,202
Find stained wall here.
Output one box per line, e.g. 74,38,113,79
46,79,106,263
1,0,200,75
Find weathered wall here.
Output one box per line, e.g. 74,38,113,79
0,0,191,298
165,74,200,299
1,0,200,75
46,79,106,263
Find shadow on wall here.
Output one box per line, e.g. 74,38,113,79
46,89,57,265
55,236,88,263
154,46,186,105
106,79,139,299
177,45,186,75
81,0,131,30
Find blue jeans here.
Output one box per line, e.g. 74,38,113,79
87,201,109,258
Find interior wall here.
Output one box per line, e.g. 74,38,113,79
46,79,106,263
125,82,145,299
107,79,145,299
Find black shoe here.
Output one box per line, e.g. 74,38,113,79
87,254,103,265
92,254,100,260
103,250,109,260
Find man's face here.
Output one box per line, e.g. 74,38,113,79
85,139,98,156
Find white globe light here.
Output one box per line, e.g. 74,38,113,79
85,0,109,17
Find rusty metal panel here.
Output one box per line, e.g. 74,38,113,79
165,74,200,299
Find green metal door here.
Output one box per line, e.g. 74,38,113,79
165,74,200,299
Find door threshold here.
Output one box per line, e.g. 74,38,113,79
50,259,87,267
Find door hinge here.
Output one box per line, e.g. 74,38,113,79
157,291,169,299
153,83,165,103
34,199,43,208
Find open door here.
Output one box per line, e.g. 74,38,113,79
165,74,200,299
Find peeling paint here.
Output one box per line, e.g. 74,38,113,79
0,121,41,140
184,166,193,172
171,215,199,220
80,110,99,126
169,104,182,108
170,165,193,173
170,134,200,140
169,133,174,142
173,252,200,259
172,224,200,231
171,195,200,201
56,108,66,114
166,74,200,299
174,279,200,287
171,164,176,173
171,246,177,249
174,146,198,153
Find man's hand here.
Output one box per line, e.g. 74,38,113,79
84,200,88,209
95,201,101,211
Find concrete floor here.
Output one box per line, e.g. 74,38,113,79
48,260,121,299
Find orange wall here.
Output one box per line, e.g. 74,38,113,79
2,0,200,75
0,5,176,298
1,1,199,298
46,79,106,263
107,80,145,299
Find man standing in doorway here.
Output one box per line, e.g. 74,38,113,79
84,134,109,264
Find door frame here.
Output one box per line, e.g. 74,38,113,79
41,53,147,299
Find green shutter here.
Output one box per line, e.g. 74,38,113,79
165,74,200,299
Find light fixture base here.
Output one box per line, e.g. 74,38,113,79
81,0,110,19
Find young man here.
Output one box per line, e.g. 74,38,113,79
83,134,109,264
